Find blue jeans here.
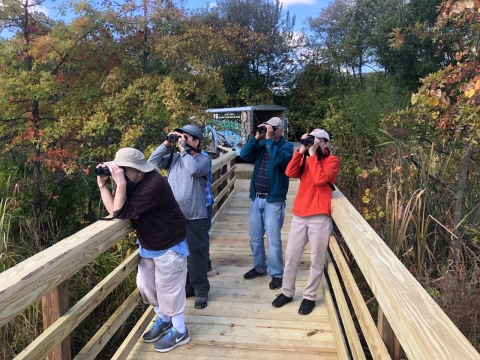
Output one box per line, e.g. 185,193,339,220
249,198,285,278
205,203,213,261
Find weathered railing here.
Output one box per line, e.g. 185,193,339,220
0,148,236,360
327,187,480,360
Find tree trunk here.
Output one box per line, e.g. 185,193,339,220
33,99,43,212
451,142,473,266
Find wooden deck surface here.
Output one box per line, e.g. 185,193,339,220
127,179,345,359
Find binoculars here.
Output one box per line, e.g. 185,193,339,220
95,167,111,176
166,134,182,142
300,136,315,146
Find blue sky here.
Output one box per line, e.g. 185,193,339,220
34,0,331,33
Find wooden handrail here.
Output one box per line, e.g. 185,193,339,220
0,149,237,359
2,149,478,360
330,188,480,360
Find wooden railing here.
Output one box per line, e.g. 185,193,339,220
2,150,479,359
0,148,237,360
327,187,480,360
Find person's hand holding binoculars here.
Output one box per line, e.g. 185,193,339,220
163,132,183,147
255,123,274,140
95,163,126,187
299,133,310,154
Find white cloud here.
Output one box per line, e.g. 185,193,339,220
33,4,49,16
280,0,316,7
0,1,49,15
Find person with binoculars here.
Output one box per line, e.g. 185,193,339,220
240,117,294,290
96,148,191,352
271,129,340,315
148,124,211,311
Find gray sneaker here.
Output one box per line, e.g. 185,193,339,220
153,327,191,352
143,317,172,343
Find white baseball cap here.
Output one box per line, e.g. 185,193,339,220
309,129,330,141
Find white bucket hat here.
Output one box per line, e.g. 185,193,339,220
106,148,155,173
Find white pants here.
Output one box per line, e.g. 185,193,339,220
282,214,332,300
137,250,187,316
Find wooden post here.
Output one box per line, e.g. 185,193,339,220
42,281,71,360
212,169,220,217
221,163,228,200
378,307,401,360
230,158,235,192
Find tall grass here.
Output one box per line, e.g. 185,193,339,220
0,179,141,358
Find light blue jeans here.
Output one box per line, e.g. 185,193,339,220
249,198,286,278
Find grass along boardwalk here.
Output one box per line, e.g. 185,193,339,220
126,178,345,359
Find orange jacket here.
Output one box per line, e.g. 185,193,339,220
286,150,340,217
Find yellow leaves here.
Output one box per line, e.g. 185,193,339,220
362,189,373,204
395,165,403,173
362,194,384,220
475,80,480,90
427,84,443,107
464,89,475,98
428,97,440,107
411,93,418,105
456,51,463,61
388,28,404,50
362,169,369,178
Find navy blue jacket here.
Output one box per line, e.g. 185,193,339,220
240,136,293,202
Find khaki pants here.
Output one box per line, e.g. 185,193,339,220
282,214,332,301
137,250,187,316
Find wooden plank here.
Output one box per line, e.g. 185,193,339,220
0,219,133,327
128,345,338,360
74,289,143,360
211,165,235,192
212,189,236,226
125,178,343,359
183,299,329,323
42,281,71,360
15,251,140,360
323,276,351,360
331,189,480,360
113,307,155,360
378,308,401,360
329,236,390,359
212,176,236,208
325,252,366,360
212,150,236,173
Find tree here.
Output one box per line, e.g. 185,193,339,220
308,0,375,88
391,0,480,265
373,0,444,90
197,0,298,105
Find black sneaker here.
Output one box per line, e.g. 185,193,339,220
272,293,293,308
243,268,267,280
143,317,173,343
298,299,315,315
195,296,208,309
185,286,195,298
269,277,282,290
153,327,190,352
207,260,212,272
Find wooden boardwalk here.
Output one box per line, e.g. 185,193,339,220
127,178,345,359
